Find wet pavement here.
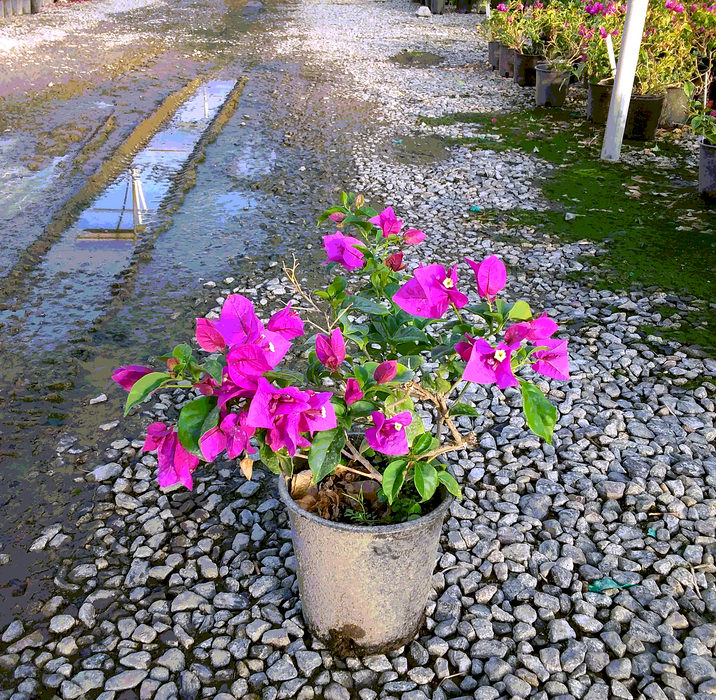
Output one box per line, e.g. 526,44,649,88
0,0,374,626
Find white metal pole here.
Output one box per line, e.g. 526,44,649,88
131,168,142,229
600,0,648,162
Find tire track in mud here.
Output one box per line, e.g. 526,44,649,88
0,75,208,307
87,77,249,331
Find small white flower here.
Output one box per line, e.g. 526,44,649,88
443,277,454,289
494,348,507,362
268,342,275,353
394,423,403,431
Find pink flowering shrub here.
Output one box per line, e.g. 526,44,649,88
114,194,570,520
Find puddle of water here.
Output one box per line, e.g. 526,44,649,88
390,50,444,68
393,133,448,164
0,80,238,350
0,155,69,227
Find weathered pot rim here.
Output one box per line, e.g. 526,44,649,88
535,62,569,75
277,473,454,535
700,137,716,149
630,93,665,100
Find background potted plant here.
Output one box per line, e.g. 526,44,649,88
689,95,716,199
483,2,511,70
113,194,569,655
625,2,697,139
581,2,625,123
513,1,550,87
497,2,518,78
535,3,584,107
688,2,716,105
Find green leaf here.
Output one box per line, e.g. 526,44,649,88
393,363,413,383
124,372,171,416
465,302,491,316
421,374,437,392
382,459,407,505
384,392,415,416
327,276,347,298
341,191,349,207
437,470,462,499
202,358,224,383
412,433,434,456
308,427,346,484
392,326,430,344
520,380,557,444
508,300,532,321
198,406,221,458
317,206,347,225
450,403,479,417
177,396,218,458
263,370,307,387
414,462,439,501
259,443,281,474
347,399,376,417
399,355,424,370
405,410,425,447
342,216,374,233
173,344,193,363
435,377,452,394
355,206,378,219
345,296,390,316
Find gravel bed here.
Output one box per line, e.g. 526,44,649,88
1,2,714,700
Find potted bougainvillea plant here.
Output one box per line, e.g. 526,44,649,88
113,194,570,654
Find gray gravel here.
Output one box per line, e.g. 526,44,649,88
1,1,714,700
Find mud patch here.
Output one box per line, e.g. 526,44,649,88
390,50,443,68
392,133,448,164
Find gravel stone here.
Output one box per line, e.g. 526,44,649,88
105,670,148,691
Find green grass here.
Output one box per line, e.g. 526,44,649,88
425,107,716,351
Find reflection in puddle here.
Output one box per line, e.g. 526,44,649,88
1,81,242,349
78,81,237,238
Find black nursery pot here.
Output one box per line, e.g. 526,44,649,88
488,42,500,70
699,139,716,201
624,94,664,141
499,45,515,79
586,81,613,124
513,52,544,88
535,63,570,107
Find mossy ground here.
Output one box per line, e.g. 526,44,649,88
422,107,716,351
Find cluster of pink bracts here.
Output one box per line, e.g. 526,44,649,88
114,207,568,490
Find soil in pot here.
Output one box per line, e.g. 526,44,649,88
624,94,664,141
288,466,442,525
535,63,570,107
587,81,613,124
499,44,514,79
513,52,544,88
699,139,716,201
660,86,688,126
488,41,500,70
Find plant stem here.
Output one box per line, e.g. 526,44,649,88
343,436,383,483
292,452,378,482
282,255,333,334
